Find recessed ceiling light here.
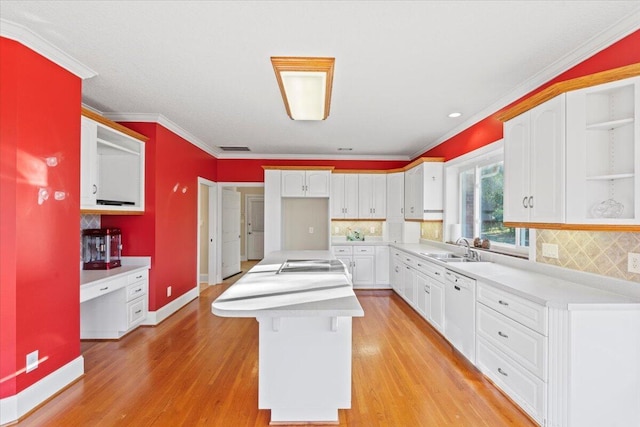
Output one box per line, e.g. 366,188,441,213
448,112,462,118
338,148,353,151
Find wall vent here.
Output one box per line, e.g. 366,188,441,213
218,146,251,152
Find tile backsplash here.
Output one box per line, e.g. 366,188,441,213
331,221,383,237
80,214,100,230
536,229,640,282
420,221,443,242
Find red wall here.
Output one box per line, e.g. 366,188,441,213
0,38,82,398
102,123,217,311
216,158,408,182
422,29,640,161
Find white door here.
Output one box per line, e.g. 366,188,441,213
222,189,241,279
247,195,264,260
207,184,217,285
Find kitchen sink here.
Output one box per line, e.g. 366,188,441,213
420,252,479,263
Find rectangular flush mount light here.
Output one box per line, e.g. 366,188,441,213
271,57,335,120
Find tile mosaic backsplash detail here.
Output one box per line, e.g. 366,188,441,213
331,221,383,237
80,214,101,230
420,221,443,242
536,230,640,282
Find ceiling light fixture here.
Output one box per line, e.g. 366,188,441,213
271,56,335,120
448,112,462,118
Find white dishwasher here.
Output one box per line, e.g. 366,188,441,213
444,270,476,364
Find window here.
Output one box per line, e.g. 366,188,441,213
460,159,528,250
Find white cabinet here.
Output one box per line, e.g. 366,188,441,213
331,173,359,219
333,245,354,278
503,95,565,224
80,268,149,339
566,76,640,225
386,172,405,221
404,161,444,220
332,245,375,288
374,246,389,287
281,170,331,198
415,271,428,318
358,174,386,219
390,250,403,294
80,112,146,213
425,265,445,334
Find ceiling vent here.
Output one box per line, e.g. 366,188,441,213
218,146,251,152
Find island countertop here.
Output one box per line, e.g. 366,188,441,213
211,250,364,318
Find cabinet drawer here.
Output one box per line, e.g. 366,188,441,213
420,260,445,282
352,245,374,254
477,304,547,380
80,276,126,303
127,297,146,329
126,281,147,302
477,282,547,335
127,270,148,284
332,246,353,255
477,338,546,424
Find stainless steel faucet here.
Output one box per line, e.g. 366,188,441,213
456,238,471,257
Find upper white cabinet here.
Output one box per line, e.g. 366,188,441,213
386,172,404,221
503,95,565,224
281,170,331,198
358,174,386,219
80,110,146,213
331,174,359,219
566,76,639,225
404,160,444,220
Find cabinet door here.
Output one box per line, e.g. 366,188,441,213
343,174,359,218
80,116,98,207
404,168,417,219
371,174,387,219
352,255,374,288
403,265,417,306
281,171,306,197
529,95,565,223
358,174,373,218
415,272,428,317
387,172,404,220
422,162,443,219
306,170,331,197
374,246,389,286
390,256,403,293
335,255,353,277
429,280,445,333
504,113,531,223
331,174,346,218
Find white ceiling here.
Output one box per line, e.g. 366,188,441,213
2,1,639,160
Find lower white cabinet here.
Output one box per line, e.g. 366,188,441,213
332,245,390,289
80,269,149,339
374,246,390,286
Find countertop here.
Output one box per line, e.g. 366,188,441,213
212,250,365,318
80,257,151,287
390,243,640,309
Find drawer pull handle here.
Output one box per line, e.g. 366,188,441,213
498,331,509,338
498,300,509,306
454,285,461,291
134,289,142,293
425,285,430,293
99,287,109,291
435,272,441,276
498,368,508,377
135,275,143,279
134,309,142,314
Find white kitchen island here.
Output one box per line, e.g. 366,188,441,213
211,250,364,424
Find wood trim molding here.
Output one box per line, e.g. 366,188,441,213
505,222,640,232
497,63,640,122
403,157,446,171
330,157,445,175
332,169,388,174
81,107,149,142
261,165,335,171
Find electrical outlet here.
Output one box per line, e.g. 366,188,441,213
167,286,172,297
370,226,375,234
308,227,314,234
542,243,559,259
26,350,39,373
334,226,339,234
629,253,640,274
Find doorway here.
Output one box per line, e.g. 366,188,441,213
246,194,264,260
221,188,241,279
197,178,217,291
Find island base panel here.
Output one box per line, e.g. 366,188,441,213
258,316,353,423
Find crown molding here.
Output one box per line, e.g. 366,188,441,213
102,112,222,158
410,8,640,159
0,19,97,79
214,152,411,161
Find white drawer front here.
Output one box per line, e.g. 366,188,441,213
127,297,146,329
126,281,147,302
332,246,353,255
352,245,374,254
477,304,547,380
420,261,445,282
127,270,148,284
80,276,126,303
477,282,548,335
477,338,546,424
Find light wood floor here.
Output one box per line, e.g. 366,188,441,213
16,267,536,426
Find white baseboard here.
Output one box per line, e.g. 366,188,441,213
199,273,208,283
0,356,84,425
143,287,198,326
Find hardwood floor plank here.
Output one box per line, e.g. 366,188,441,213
15,277,536,427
